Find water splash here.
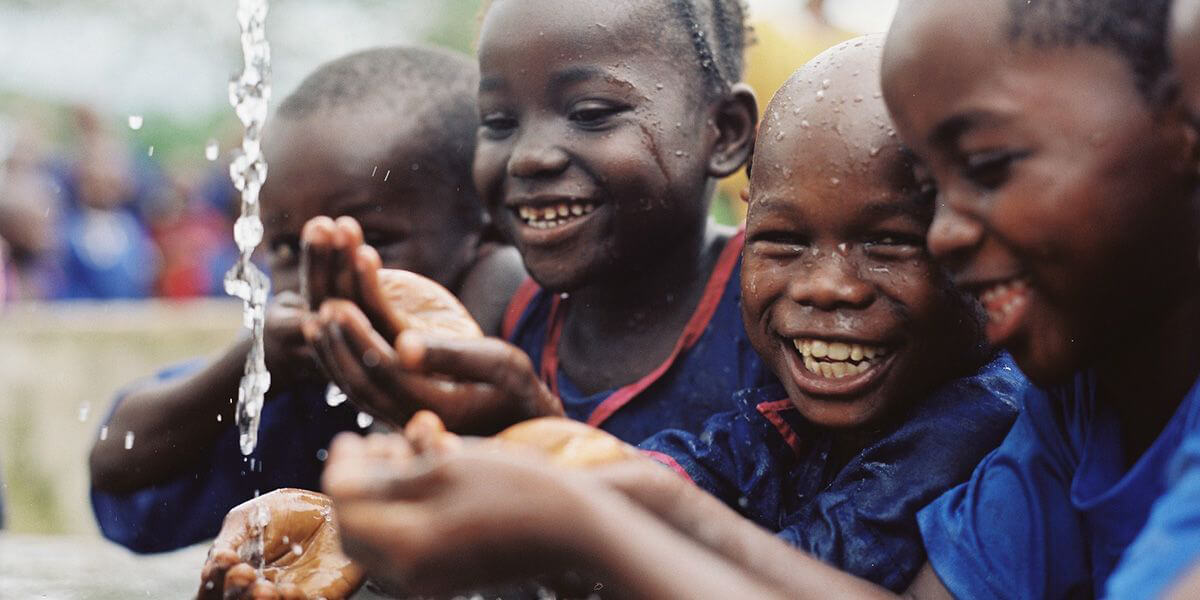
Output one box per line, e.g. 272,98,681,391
225,0,273,455
325,383,348,407
205,139,220,161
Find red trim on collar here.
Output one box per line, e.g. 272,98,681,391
642,450,695,482
538,230,747,427
501,277,542,341
755,399,803,457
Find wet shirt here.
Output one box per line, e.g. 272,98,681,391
640,354,1026,592
501,231,774,443
918,370,1200,600
91,362,359,553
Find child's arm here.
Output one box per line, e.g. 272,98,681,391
89,291,316,493
322,431,796,600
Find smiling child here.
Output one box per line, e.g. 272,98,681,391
302,0,773,441
89,46,525,553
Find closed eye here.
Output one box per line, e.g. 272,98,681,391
962,149,1027,191
480,111,518,139
863,232,925,259
569,101,626,130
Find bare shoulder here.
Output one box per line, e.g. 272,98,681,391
456,244,528,337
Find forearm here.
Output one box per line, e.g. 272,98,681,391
90,339,248,493
567,489,787,600
599,462,898,598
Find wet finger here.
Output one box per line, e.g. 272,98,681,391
353,245,401,341
222,563,258,600
300,217,337,309
250,580,281,600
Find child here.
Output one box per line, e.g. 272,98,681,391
88,45,525,553
299,0,772,442
203,38,1025,598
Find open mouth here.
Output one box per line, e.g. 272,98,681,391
975,277,1031,344
784,336,897,397
512,199,598,230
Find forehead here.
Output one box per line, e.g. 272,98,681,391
882,0,1148,150
752,41,915,216
260,112,453,230
478,0,687,87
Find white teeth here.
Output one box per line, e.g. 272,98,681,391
792,337,889,379
571,204,584,216
557,205,569,217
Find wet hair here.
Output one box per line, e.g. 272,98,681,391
665,0,751,95
1006,0,1173,101
277,46,480,202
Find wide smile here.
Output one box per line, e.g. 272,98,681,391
783,336,898,397
974,276,1032,345
507,197,603,244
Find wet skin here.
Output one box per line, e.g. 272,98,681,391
261,110,481,296
743,37,984,433
882,0,1200,460
474,0,757,394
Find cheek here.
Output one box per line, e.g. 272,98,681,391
472,142,508,202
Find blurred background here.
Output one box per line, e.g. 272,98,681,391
0,0,896,537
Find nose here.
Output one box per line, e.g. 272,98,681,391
787,250,875,311
507,127,569,178
927,194,986,268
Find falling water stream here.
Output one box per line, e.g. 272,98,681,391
225,0,272,459
225,0,272,572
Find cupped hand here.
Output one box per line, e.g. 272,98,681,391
196,488,364,600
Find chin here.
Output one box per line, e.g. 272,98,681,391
788,394,884,431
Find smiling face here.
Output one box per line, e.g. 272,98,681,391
882,0,1199,385
473,0,728,292
261,110,481,295
743,39,985,430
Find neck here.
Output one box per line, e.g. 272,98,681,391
1098,271,1200,464
567,220,727,333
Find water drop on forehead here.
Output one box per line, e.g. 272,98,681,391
816,90,825,102
821,79,832,89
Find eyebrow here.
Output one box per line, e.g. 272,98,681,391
480,66,623,94
854,199,931,223
928,110,1007,148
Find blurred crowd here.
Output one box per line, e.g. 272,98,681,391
0,107,238,302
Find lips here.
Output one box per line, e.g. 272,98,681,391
972,276,1031,345
782,335,898,397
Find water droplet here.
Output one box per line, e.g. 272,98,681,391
655,82,664,90
821,79,832,89
147,145,154,157
99,426,109,441
869,147,882,157
371,165,378,177
124,431,135,450
325,383,348,407
362,349,380,368
801,120,811,128
775,131,785,141
78,402,91,422
383,169,391,181
205,139,220,161
357,412,374,428
127,115,143,130
674,150,684,157
816,90,825,102
853,95,863,103
830,177,841,186
410,162,420,171
292,543,303,556
234,215,264,248
217,413,223,422
316,448,329,461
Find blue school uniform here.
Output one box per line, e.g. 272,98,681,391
639,353,1025,591
501,230,774,443
91,362,359,553
917,370,1200,600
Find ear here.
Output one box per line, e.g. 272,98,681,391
707,83,759,178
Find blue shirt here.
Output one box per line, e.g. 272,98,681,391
91,362,360,553
503,231,774,443
640,354,1025,591
918,370,1200,599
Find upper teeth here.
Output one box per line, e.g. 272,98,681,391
517,201,597,229
792,338,888,379
979,278,1030,322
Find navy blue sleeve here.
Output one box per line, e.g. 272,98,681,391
1106,433,1200,600
917,386,1093,600
91,369,357,553
776,368,1022,592
639,409,786,517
